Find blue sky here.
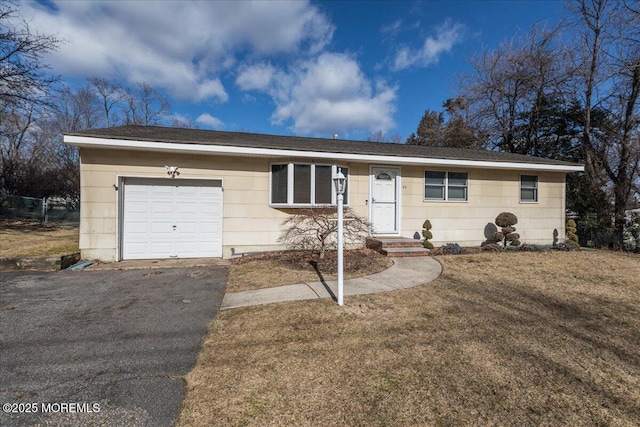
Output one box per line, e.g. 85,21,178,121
21,0,566,140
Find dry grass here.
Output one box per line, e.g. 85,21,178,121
0,221,79,258
227,249,394,292
179,250,640,427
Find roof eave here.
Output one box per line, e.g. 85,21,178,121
64,135,584,173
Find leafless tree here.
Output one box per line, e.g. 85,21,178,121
170,115,199,129
366,130,403,143
0,2,60,112
568,0,640,246
454,3,639,247
1,2,182,201
278,208,372,259
88,77,126,127
0,2,61,196
124,82,171,125
0,104,68,198
461,24,571,155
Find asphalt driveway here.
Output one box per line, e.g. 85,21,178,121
0,265,227,427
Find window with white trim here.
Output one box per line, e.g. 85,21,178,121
270,163,348,206
424,171,468,201
520,175,538,202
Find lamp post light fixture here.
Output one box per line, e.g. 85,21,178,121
333,168,346,306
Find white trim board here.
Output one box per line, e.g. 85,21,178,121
65,135,584,173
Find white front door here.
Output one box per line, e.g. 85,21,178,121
121,178,223,260
371,167,399,234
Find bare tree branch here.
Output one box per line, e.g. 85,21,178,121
278,208,372,259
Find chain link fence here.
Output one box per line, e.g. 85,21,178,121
0,195,79,224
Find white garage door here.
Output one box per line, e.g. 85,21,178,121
121,178,223,260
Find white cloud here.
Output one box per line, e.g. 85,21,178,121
266,53,396,135
236,63,276,91
381,19,402,36
18,1,333,102
392,19,465,70
196,113,224,129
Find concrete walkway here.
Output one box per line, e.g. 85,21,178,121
221,256,442,310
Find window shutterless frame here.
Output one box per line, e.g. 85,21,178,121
424,171,468,202
270,162,349,207
520,174,538,203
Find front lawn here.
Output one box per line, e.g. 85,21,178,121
227,248,393,292
178,250,640,426
0,220,79,258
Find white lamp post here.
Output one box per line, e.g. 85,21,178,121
333,168,346,306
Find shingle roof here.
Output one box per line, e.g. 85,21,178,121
69,125,583,168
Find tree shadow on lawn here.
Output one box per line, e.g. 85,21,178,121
431,276,640,421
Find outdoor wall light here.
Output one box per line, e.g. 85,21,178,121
165,165,180,178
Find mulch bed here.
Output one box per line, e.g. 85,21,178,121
232,248,388,274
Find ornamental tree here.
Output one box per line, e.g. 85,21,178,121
278,208,371,259
566,219,579,248
422,219,434,249
493,212,521,247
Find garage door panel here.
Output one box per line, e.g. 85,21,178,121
200,204,220,215
150,222,174,234
177,204,198,215
122,178,223,260
124,242,148,257
151,242,174,254
175,243,198,257
176,222,197,234
151,202,174,215
200,223,220,233
126,201,150,215
126,242,174,258
124,221,150,235
176,184,198,194
150,185,174,196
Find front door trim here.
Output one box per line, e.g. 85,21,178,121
369,165,401,235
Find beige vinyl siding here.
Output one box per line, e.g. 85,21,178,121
79,148,363,260
401,167,566,246
78,147,568,261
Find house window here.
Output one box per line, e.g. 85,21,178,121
315,165,333,204
520,175,538,202
293,164,311,204
271,163,348,206
424,171,468,201
271,164,288,204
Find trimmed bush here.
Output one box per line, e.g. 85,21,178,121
422,219,434,249
495,212,518,228
493,212,521,248
481,242,503,252
517,243,543,252
441,242,467,255
555,242,578,251
566,219,579,248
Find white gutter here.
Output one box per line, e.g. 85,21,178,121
64,135,584,173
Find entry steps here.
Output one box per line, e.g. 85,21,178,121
366,237,431,257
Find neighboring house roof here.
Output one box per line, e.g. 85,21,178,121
65,125,584,172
